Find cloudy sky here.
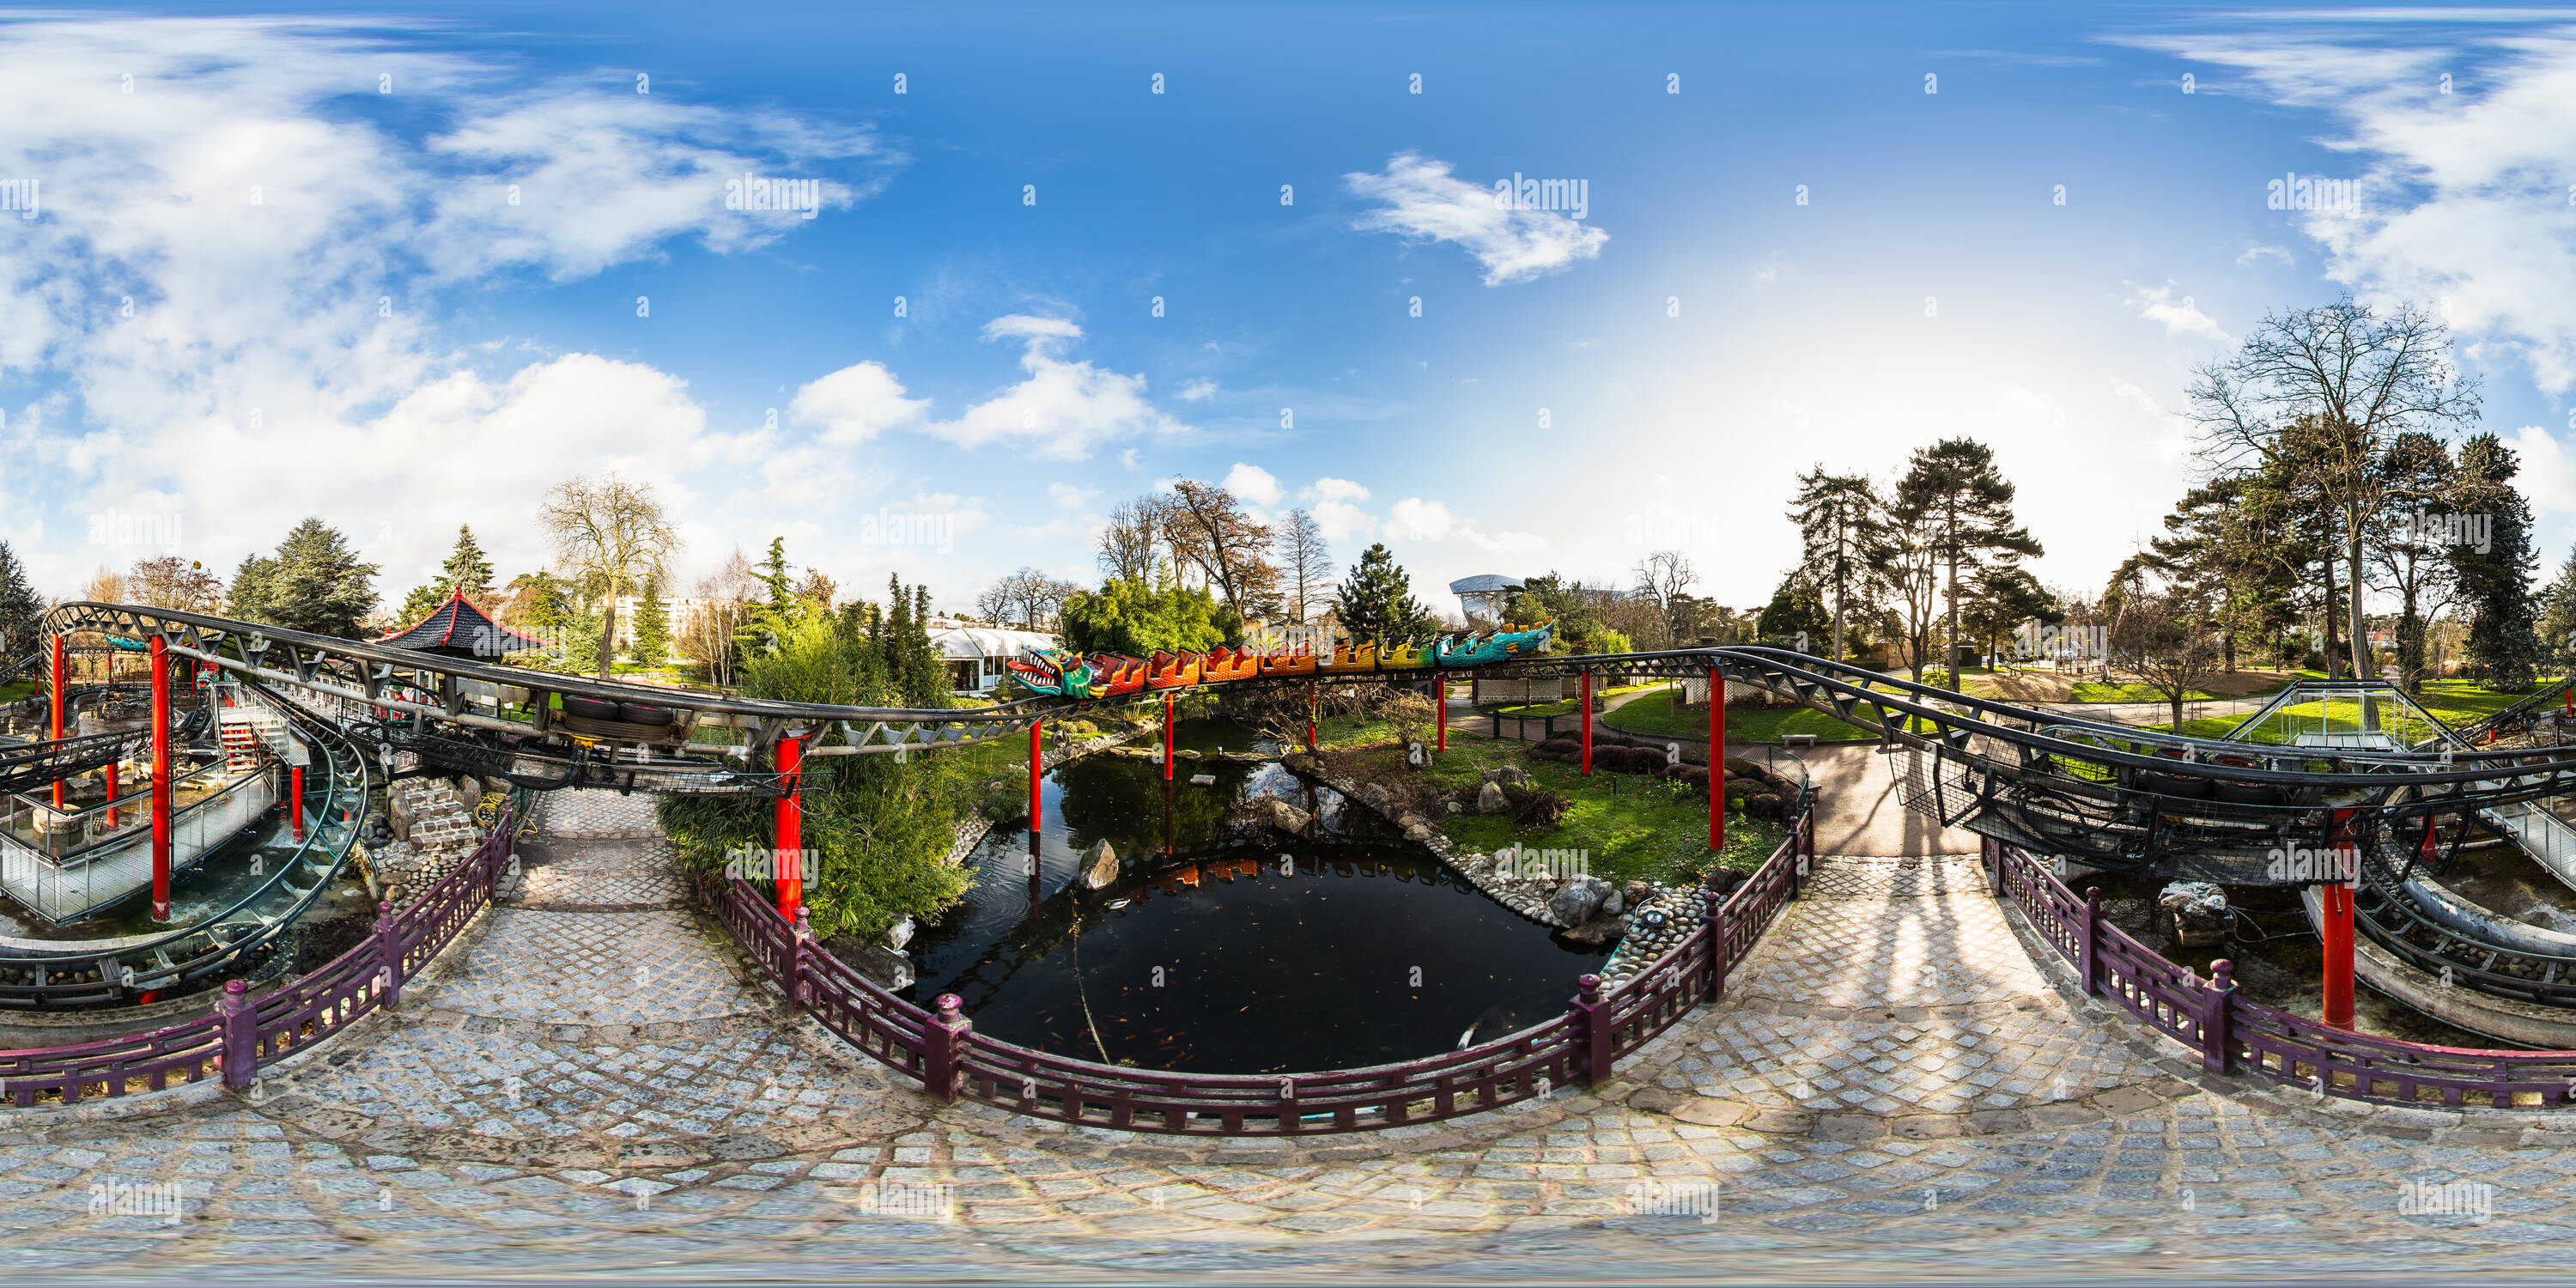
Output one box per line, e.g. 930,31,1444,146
5,3,2576,621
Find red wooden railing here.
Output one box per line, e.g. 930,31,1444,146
2,800,520,1109
1989,838,2576,1109
721,800,1816,1136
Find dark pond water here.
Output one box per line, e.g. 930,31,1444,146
906,718,1608,1073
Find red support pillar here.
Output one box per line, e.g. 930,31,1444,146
289,764,305,841
774,733,803,921
2320,879,2356,1030
49,633,64,810
1707,667,1727,853
1305,680,1317,754
150,634,172,922
1028,719,1044,834
1163,693,1176,781
1579,671,1594,775
104,762,118,829
1435,676,1447,752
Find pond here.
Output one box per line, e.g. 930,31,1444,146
904,717,1609,1073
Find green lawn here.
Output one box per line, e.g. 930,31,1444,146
2068,681,2223,702
1349,731,1791,886
1600,688,1875,744
0,678,32,704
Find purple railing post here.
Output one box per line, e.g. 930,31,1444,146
2201,959,2236,1073
787,907,814,1011
217,978,257,1091
1574,973,1614,1086
922,993,971,1103
2077,887,2101,996
375,900,403,1007
1702,889,1728,1001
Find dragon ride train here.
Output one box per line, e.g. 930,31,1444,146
1004,622,1555,700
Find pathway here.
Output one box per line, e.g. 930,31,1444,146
14,781,2576,1279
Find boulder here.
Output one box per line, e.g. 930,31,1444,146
1476,781,1510,815
1622,879,1655,910
1493,765,1527,787
1600,885,1626,918
1548,875,1612,926
1560,912,1628,946
882,915,917,952
1404,823,1440,845
1257,796,1313,835
1078,840,1120,890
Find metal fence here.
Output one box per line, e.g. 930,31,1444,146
718,799,1816,1136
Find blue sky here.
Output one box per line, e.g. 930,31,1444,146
5,3,2575,621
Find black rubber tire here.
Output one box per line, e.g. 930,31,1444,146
617,703,674,727
2137,770,2212,799
562,695,620,722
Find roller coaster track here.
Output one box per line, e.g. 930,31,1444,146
0,677,370,1008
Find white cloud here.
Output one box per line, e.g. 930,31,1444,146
1313,500,1376,544
2123,282,2233,343
1344,152,1608,287
2126,27,2576,392
1309,477,1370,503
1048,482,1099,509
922,317,1188,460
787,361,927,445
2508,423,2576,520
1223,463,1283,506
2236,243,2295,267
1386,497,1547,555
1176,378,1218,402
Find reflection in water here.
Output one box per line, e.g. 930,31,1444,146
906,719,1607,1073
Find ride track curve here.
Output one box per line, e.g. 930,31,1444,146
28,600,2576,1018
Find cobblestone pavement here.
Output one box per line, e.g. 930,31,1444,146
27,817,2576,1279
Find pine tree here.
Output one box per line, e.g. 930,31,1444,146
0,539,43,662
231,519,379,637
1891,438,2043,689
633,574,671,665
2538,544,2576,672
737,537,800,658
396,583,447,628
1334,543,1438,645
439,526,496,603
2452,432,2543,689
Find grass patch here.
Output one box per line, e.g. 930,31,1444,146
0,678,32,704
1599,688,1875,744
1342,730,1790,886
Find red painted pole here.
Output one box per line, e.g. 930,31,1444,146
49,633,64,810
1435,676,1447,752
289,764,305,841
1163,692,1175,781
1579,671,1593,775
2321,879,2355,1030
1029,719,1044,833
1306,680,1317,753
1708,667,1726,853
150,634,172,922
774,734,803,921
104,762,118,829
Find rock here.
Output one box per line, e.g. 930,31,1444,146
1281,752,1320,776
2160,880,2231,948
1600,885,1626,918
1548,875,1611,926
1406,740,1427,767
882,915,916,951
1560,912,1628,945
1078,840,1120,890
1494,765,1527,787
846,942,916,991
1456,853,1492,877
1445,801,1461,814
1405,823,1440,844
1622,879,1654,909
1257,797,1312,835
1476,781,1510,815
1707,868,1750,896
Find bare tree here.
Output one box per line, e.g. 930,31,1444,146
2110,585,2227,733
539,472,682,679
1097,497,1165,586
2188,298,2482,687
82,566,125,605
1162,480,1279,613
683,548,756,689
1631,550,1698,647
1274,507,1334,623
125,556,224,612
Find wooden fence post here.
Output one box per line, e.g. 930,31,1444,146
1702,890,1728,1002
923,993,972,1103
375,900,403,1007
2201,959,2236,1073
787,907,814,1012
1574,973,1614,1086
217,979,258,1091
2078,887,2101,996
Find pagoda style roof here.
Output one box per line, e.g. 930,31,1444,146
374,591,544,659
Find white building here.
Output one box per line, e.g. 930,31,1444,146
932,625,1059,693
